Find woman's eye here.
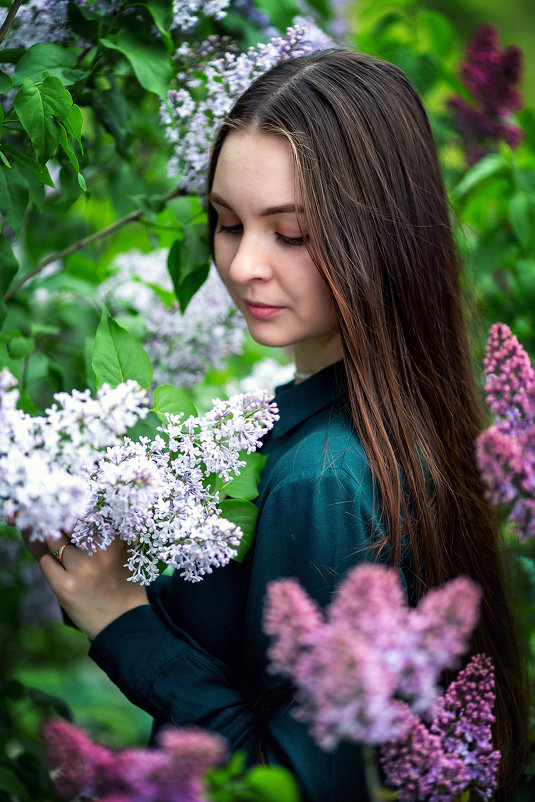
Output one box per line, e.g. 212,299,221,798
276,233,309,247
217,223,242,235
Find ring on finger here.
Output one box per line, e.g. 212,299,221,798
53,543,68,565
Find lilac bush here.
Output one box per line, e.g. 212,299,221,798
448,24,524,164
475,323,535,539
0,0,125,49
99,254,246,389
162,23,333,194
43,719,227,802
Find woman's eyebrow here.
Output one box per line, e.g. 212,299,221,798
209,193,304,217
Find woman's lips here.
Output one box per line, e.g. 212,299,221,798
244,302,283,319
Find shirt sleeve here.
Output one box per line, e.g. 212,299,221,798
89,464,379,801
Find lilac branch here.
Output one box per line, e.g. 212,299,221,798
3,186,186,301
0,0,23,45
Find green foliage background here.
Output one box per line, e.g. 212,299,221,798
1,0,534,800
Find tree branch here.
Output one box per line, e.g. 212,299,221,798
4,186,187,301
0,0,24,46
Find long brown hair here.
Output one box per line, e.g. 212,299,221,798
207,49,529,796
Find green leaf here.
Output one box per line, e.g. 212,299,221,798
0,163,29,233
92,80,131,158
451,153,506,200
167,226,211,312
0,69,12,93
508,192,533,250
99,30,172,97
0,150,9,168
13,77,61,162
152,384,198,422
58,123,80,172
0,234,18,329
7,333,35,359
144,0,173,52
40,73,73,119
245,765,301,802
63,103,84,147
2,144,55,186
92,305,153,389
12,43,85,86
223,452,266,500
0,767,32,802
219,499,258,562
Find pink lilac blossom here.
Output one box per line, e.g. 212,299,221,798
475,323,535,539
448,24,524,165
381,655,499,802
99,253,245,388
43,719,227,802
161,23,333,194
72,391,279,584
263,564,481,748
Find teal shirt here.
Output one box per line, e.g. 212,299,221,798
90,362,393,801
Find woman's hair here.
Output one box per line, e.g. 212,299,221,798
206,49,529,795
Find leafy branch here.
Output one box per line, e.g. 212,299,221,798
4,185,187,300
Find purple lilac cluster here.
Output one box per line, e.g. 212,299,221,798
72,391,279,584
43,719,226,802
381,654,500,802
475,323,535,539
1,0,124,49
0,368,149,541
1,368,278,584
161,23,333,194
171,0,231,31
263,564,481,748
99,254,246,388
448,24,524,165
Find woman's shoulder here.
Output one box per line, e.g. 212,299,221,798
265,406,373,493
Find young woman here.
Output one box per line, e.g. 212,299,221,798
34,50,528,801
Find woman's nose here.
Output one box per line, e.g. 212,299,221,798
228,234,272,284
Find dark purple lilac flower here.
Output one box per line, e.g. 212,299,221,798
43,719,227,802
381,654,500,802
475,323,535,539
448,24,524,164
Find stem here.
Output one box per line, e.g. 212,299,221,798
0,0,23,46
362,745,386,802
4,186,186,301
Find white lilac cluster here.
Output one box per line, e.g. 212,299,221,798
0,368,149,540
1,368,278,584
1,0,124,49
171,0,230,31
161,22,333,194
72,392,279,584
99,251,245,388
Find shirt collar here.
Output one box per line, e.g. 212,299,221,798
270,360,346,439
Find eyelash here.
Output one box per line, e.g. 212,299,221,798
216,224,308,248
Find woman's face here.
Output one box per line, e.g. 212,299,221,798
210,131,341,374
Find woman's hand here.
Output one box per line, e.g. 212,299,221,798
27,532,149,641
